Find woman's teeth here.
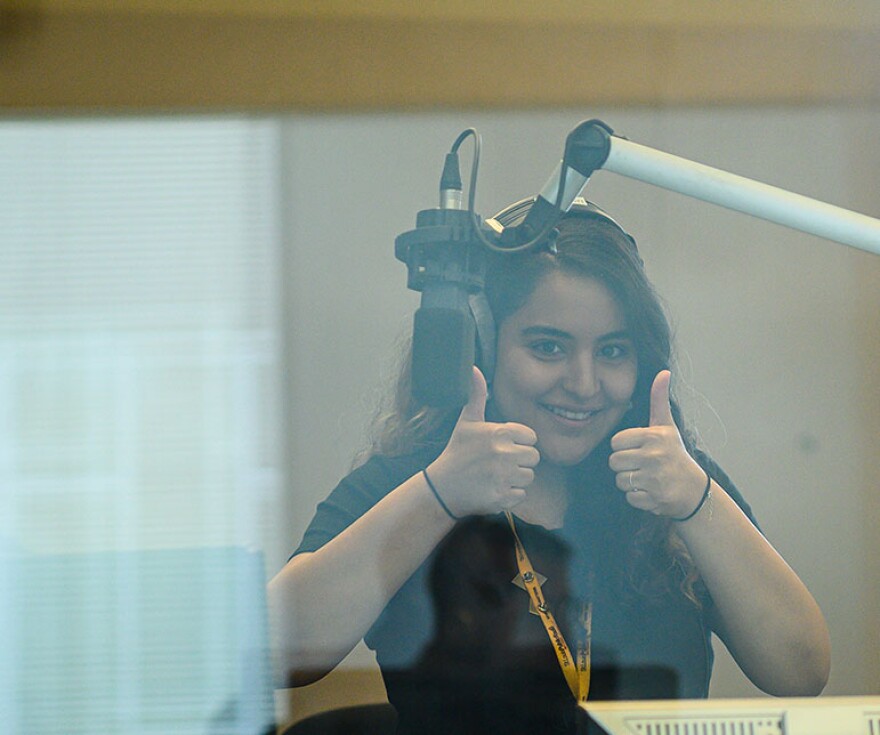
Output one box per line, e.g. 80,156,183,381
544,405,599,421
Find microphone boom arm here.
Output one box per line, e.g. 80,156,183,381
565,121,880,256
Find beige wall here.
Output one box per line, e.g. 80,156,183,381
278,106,880,702
1,4,880,111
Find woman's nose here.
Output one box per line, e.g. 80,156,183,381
562,354,598,398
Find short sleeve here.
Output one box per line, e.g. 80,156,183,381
292,446,441,558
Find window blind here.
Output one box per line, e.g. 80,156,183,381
0,116,283,734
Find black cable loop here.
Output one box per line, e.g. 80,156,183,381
452,127,567,255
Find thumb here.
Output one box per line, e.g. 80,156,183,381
649,370,675,427
458,366,488,423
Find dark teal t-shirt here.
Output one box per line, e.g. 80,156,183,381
293,444,756,733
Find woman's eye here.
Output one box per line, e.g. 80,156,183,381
599,343,629,360
530,340,563,357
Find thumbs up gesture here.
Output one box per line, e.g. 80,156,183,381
425,366,540,518
609,370,707,518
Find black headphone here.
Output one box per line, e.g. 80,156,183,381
486,195,640,260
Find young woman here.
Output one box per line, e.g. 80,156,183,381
269,199,830,732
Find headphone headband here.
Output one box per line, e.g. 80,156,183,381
486,196,640,260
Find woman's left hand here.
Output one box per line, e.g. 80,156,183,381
609,370,706,518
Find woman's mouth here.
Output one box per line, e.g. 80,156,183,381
541,404,602,422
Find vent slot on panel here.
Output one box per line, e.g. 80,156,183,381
626,716,783,735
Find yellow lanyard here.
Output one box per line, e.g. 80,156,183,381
505,511,592,703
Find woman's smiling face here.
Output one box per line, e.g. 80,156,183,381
491,271,638,468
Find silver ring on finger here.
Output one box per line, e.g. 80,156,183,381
627,470,639,492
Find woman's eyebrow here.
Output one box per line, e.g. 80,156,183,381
520,325,573,339
598,330,633,342
521,326,633,342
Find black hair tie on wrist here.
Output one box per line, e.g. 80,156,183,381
672,469,712,523
423,468,460,521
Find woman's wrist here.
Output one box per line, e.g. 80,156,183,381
422,467,460,521
671,468,712,523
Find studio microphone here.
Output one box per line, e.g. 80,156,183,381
395,143,488,408
394,122,617,407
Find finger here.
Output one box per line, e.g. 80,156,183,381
614,469,642,493
501,422,539,446
649,370,675,427
510,445,541,469
610,427,651,451
608,448,644,473
458,366,488,423
512,466,536,488
624,489,655,512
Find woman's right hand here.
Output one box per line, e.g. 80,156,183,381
425,366,540,517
